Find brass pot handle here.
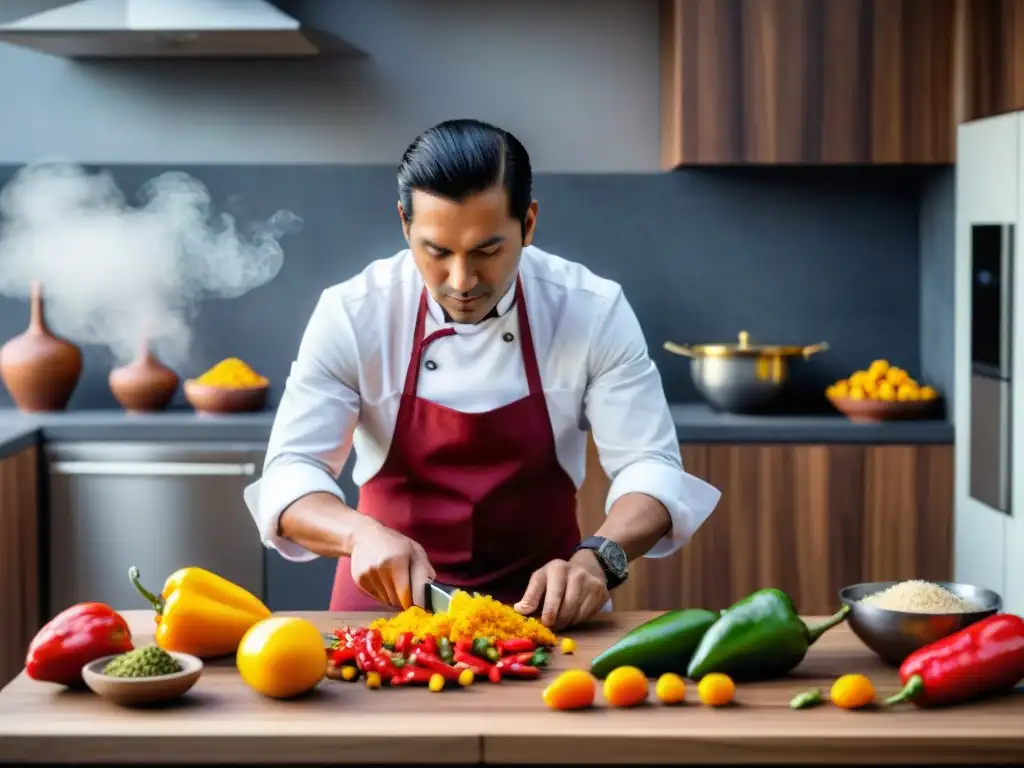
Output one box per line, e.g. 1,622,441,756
802,341,829,359
663,341,696,358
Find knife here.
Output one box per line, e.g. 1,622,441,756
425,581,456,613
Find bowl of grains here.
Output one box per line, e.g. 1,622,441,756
839,579,1002,666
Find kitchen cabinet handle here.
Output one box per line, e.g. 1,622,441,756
50,461,257,477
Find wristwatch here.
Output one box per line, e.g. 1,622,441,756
573,536,628,589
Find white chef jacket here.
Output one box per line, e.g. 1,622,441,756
244,245,721,563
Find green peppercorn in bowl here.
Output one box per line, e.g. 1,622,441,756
82,646,203,707
839,580,1002,667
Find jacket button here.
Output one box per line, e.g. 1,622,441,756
425,360,438,371
502,332,515,343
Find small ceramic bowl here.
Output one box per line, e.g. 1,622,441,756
82,651,203,706
183,379,268,414
827,395,942,423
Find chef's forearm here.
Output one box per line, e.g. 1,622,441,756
591,492,673,562
277,493,379,559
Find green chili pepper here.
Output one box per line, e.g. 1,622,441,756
472,637,499,662
590,608,720,679
438,637,454,664
529,649,550,667
686,588,851,682
789,688,823,709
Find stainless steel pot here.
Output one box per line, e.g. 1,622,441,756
663,330,828,413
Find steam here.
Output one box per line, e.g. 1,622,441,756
0,162,302,366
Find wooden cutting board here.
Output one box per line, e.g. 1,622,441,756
0,609,1021,765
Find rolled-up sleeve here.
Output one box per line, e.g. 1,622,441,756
582,290,722,558
242,288,361,562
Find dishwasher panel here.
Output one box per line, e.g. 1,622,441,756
47,442,266,618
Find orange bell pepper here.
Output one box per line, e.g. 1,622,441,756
129,564,271,659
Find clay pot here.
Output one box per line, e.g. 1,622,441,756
109,340,179,413
0,282,83,412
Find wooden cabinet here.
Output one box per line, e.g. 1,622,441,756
660,0,961,166
961,0,1024,121
0,445,40,689
576,440,954,615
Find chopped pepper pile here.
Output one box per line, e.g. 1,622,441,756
326,625,553,689
367,591,558,646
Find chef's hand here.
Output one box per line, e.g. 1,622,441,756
514,552,609,631
349,519,435,610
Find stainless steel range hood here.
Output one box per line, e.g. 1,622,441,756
0,0,364,59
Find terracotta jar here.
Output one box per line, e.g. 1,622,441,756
109,339,179,413
0,281,83,412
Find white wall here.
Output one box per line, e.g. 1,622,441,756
0,0,662,171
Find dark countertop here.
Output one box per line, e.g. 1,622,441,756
0,410,275,458
669,404,954,444
0,403,954,460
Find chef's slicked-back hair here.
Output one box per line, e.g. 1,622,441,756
397,119,533,237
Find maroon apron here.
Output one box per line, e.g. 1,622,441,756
329,276,582,610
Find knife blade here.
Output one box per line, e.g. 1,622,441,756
425,581,455,613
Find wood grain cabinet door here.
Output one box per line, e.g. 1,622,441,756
576,440,954,615
660,0,960,166
961,0,1024,121
0,446,39,690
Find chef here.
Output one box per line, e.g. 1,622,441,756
244,118,721,630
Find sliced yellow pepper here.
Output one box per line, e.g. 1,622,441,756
129,564,271,659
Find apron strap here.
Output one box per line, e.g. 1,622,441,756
513,276,544,396
403,276,541,397
402,289,456,397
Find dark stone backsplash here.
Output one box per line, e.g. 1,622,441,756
0,164,952,415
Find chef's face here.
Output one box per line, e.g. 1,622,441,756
400,185,537,324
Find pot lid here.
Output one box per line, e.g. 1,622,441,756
664,331,829,359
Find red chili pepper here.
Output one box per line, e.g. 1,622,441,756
365,629,384,653
495,661,541,679
375,654,400,678
454,639,473,654
509,651,538,666
421,635,438,655
25,602,134,687
329,646,357,665
884,614,1024,708
355,649,372,672
488,666,503,683
392,665,435,686
497,638,536,656
395,632,414,657
362,628,398,673
410,648,462,681
338,626,365,647
454,649,492,675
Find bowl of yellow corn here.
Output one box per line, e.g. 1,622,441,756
825,359,942,423
184,357,269,414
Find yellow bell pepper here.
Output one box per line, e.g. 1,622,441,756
129,564,271,659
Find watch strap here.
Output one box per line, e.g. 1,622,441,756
574,536,627,589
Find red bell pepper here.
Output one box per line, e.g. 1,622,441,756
25,602,133,687
884,613,1024,708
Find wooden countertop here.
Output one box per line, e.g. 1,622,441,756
0,610,1021,765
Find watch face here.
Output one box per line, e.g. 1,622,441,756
600,540,628,574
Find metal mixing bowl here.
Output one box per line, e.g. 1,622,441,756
663,331,828,413
839,581,1002,667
